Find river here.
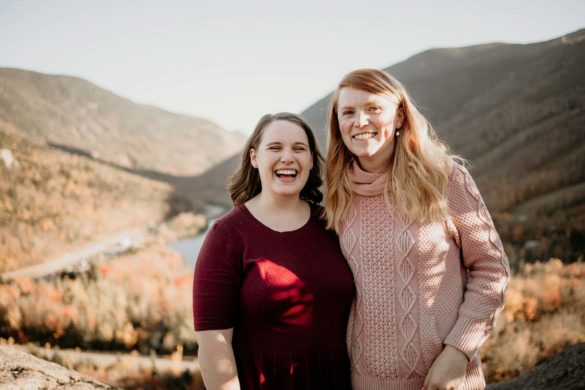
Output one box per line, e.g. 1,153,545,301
168,204,226,268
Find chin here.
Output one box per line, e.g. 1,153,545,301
272,187,302,198
352,150,376,159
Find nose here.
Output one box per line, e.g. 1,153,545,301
280,148,294,163
355,111,368,128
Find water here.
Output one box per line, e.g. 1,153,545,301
168,232,209,269
169,204,225,268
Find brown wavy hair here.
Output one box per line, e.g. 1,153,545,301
325,69,457,232
229,112,324,206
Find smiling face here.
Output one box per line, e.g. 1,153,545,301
336,87,403,172
250,120,313,200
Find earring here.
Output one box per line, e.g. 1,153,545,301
395,130,400,137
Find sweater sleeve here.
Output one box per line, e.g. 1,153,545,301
193,219,242,331
443,164,510,361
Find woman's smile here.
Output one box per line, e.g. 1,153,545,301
352,131,378,140
250,120,313,198
337,87,403,171
274,168,298,182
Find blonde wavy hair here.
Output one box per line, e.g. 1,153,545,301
325,68,458,232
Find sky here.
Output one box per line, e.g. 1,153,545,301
0,0,584,134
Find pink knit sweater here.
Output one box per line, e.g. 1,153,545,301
340,162,510,390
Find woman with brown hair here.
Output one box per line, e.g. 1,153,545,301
325,69,510,390
193,112,354,389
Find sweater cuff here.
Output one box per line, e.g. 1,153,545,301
444,317,491,361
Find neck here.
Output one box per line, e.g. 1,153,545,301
253,192,306,212
357,143,395,173
246,192,310,232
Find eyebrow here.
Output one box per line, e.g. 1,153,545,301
339,101,381,109
339,95,398,110
265,141,308,147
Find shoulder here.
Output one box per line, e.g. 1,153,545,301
448,161,471,183
448,161,477,193
447,161,485,211
197,207,247,264
215,204,253,227
206,205,249,239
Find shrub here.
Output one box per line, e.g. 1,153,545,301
0,244,196,354
481,259,585,382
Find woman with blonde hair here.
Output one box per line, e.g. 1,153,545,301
194,113,354,389
325,69,510,390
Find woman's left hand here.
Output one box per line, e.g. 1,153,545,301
422,345,468,390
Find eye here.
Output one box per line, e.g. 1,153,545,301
293,146,307,152
340,109,354,117
268,145,281,151
368,106,382,113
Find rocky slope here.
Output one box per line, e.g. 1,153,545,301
486,342,585,390
0,345,114,389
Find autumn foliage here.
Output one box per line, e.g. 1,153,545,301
0,128,173,273
480,259,585,382
1,255,583,387
0,244,196,354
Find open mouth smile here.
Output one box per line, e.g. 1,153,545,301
352,132,377,140
275,169,298,178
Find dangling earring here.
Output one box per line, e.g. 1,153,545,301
395,129,400,137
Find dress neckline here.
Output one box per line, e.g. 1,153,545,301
238,203,315,237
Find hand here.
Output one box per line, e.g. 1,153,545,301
422,345,468,390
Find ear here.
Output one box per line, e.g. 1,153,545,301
395,107,405,129
250,148,258,168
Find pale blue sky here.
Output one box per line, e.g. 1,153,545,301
1,0,584,134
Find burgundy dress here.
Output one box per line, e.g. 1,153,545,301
193,204,354,389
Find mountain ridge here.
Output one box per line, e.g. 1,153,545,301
299,28,585,263
0,67,246,176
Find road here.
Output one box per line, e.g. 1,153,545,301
0,226,150,281
0,204,224,281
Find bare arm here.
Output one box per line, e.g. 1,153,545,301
196,328,241,390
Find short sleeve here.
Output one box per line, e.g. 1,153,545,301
192,219,242,331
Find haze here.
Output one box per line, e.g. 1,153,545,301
0,0,583,134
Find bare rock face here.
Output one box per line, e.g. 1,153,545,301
0,346,114,389
487,343,585,390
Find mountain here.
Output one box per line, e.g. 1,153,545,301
300,29,585,264
0,125,173,272
0,68,246,176
177,153,241,209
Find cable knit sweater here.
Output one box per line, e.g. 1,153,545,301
340,162,510,390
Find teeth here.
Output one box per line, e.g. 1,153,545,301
353,132,376,140
276,169,296,175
